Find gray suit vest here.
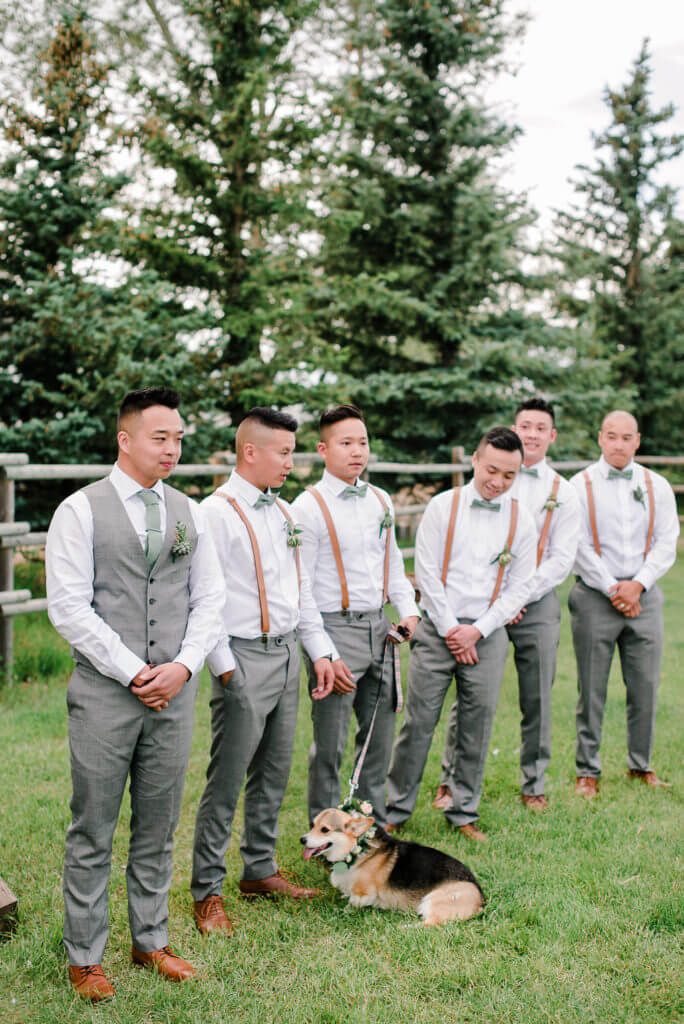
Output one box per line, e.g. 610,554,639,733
73,477,198,674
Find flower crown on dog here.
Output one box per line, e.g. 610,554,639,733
333,797,378,872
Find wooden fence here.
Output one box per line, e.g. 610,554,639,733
1,449,682,685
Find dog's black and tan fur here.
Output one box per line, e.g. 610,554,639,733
301,809,484,926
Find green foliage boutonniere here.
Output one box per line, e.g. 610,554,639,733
490,545,514,568
379,509,394,539
632,486,646,508
542,493,562,513
171,521,192,561
284,520,303,548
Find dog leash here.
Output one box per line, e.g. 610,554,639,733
344,632,403,806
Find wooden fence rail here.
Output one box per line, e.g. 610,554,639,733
1,450,682,684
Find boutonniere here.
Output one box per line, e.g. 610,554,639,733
379,509,394,538
632,486,646,508
542,493,562,513
171,521,192,560
284,520,303,548
490,545,514,568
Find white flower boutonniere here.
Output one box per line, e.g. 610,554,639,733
542,493,562,513
171,521,192,561
632,486,646,508
284,520,303,548
379,509,394,539
490,545,514,568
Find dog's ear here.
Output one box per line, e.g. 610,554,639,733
346,815,374,837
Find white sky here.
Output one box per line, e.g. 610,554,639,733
489,0,684,226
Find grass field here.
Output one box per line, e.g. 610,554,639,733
0,559,682,1024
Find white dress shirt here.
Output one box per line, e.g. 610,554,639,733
292,470,420,618
46,463,226,686
571,457,679,595
415,481,536,639
204,471,338,675
510,458,581,605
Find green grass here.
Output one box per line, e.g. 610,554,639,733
1,560,682,1023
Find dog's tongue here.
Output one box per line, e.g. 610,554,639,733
302,846,316,861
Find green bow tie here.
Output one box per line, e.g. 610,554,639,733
340,483,368,499
520,465,539,478
471,498,501,512
608,468,633,480
254,490,279,509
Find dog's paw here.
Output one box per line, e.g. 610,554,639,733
349,889,376,908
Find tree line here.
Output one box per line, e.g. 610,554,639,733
1,2,682,500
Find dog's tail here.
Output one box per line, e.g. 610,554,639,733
417,881,484,926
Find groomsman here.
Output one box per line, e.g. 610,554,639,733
292,405,420,825
191,407,335,936
570,410,679,797
385,427,536,841
434,398,580,812
46,387,225,1000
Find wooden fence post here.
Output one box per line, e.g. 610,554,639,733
0,469,15,685
0,876,18,935
451,446,465,488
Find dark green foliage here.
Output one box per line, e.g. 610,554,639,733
551,42,684,451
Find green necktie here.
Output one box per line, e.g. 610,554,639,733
520,465,539,477
608,467,633,480
471,498,501,512
139,489,163,567
340,482,368,499
254,490,279,509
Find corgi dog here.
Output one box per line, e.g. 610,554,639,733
301,808,484,926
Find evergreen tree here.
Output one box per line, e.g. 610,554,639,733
551,42,683,450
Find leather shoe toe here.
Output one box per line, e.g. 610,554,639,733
193,895,233,935
627,769,671,788
575,776,599,798
239,872,319,900
131,946,196,982
456,823,488,842
521,794,549,812
68,964,115,1002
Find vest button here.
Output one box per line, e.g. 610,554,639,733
149,578,155,584
149,619,157,626
149,640,156,647
149,597,156,605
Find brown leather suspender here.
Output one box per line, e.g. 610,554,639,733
217,492,301,637
536,474,561,567
306,484,391,610
584,467,655,559
490,499,519,606
440,488,519,606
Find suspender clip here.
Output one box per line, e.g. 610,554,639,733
261,633,268,646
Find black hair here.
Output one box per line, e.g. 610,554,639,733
476,425,524,457
118,387,180,428
242,406,298,432
514,397,555,425
319,404,365,434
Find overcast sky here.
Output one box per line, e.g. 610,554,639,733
488,0,684,226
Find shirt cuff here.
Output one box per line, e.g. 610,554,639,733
394,597,421,620
473,609,498,640
632,569,653,592
601,575,619,597
118,651,147,687
207,639,236,677
174,645,203,678
428,611,459,638
303,634,337,663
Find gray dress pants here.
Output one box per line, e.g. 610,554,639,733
440,590,561,796
306,610,393,824
569,579,663,777
386,617,509,828
191,632,300,898
64,663,197,965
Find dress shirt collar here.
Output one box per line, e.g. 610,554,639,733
467,480,511,507
597,455,637,480
224,469,274,506
521,456,549,477
321,468,366,496
111,462,165,503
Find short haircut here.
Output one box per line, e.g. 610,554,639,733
476,426,524,457
319,404,365,436
240,406,298,433
118,387,181,429
514,397,556,424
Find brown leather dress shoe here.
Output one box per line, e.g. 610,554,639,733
456,823,488,842
239,872,319,900
68,964,115,1002
521,794,549,812
432,784,454,811
627,769,671,788
131,946,196,982
575,776,599,798
193,894,233,935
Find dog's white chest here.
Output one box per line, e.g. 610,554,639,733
330,863,354,897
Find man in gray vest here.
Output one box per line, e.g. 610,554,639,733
46,387,225,1001
569,410,679,797
191,407,336,937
